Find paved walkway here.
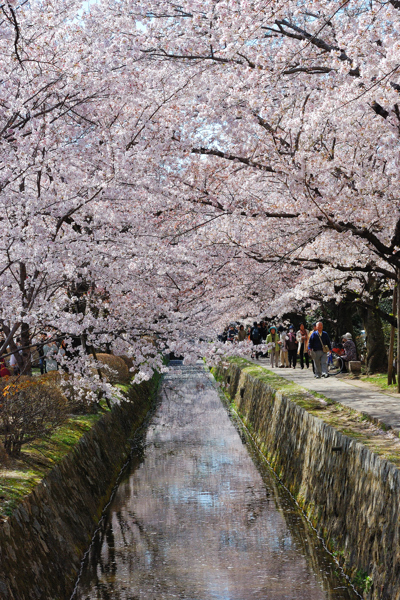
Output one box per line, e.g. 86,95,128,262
251,358,400,433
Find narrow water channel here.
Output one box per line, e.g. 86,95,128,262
73,364,358,600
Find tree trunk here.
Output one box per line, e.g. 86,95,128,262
388,285,397,385
19,322,32,376
364,307,388,374
397,268,400,392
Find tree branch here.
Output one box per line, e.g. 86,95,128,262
191,147,276,173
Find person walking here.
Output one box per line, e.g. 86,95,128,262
266,326,280,367
250,322,262,359
308,322,332,378
278,325,289,367
0,358,10,377
37,333,47,374
287,326,297,368
237,325,247,342
296,323,309,369
43,338,59,372
227,324,237,342
308,322,317,374
9,338,22,375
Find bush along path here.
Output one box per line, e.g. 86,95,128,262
0,414,105,520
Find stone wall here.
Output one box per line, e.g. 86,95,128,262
216,363,400,600
0,380,156,600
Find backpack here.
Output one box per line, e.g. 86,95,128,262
251,327,261,343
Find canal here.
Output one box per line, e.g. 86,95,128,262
72,364,358,600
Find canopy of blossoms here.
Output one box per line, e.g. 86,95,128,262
0,0,399,390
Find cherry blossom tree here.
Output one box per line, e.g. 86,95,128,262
2,0,400,389
96,0,400,368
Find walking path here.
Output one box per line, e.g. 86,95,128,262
251,358,400,433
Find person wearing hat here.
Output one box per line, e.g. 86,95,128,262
227,324,237,342
341,332,357,371
266,326,280,368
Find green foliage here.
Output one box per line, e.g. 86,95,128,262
362,373,397,391
353,570,373,593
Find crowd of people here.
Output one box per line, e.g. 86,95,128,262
220,320,358,379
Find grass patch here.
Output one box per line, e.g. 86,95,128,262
360,372,398,392
115,383,131,394
0,378,144,519
0,368,162,520
0,414,102,518
225,359,400,469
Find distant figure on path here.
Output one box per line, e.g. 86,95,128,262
266,326,280,367
0,358,10,377
250,322,262,359
237,325,247,342
287,326,297,368
278,325,289,367
296,323,309,369
227,324,237,342
43,338,59,372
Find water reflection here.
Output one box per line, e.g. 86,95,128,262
73,365,357,600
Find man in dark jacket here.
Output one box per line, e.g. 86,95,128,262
308,321,332,378
250,322,262,359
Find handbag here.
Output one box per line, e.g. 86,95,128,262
318,333,329,353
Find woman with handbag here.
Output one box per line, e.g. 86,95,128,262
296,323,309,369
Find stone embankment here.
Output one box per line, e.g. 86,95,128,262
216,362,400,600
0,379,156,600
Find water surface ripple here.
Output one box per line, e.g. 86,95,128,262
74,364,357,600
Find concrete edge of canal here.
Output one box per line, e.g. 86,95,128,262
0,377,158,600
215,362,399,600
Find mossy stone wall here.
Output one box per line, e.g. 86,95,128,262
217,363,400,600
0,380,155,600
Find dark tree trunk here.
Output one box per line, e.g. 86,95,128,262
388,285,397,385
20,322,32,376
363,307,388,374
334,301,355,342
